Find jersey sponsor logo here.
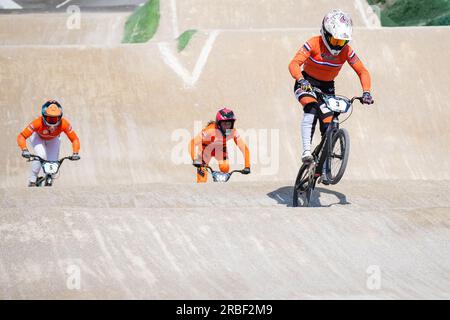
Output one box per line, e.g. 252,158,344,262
321,53,337,60
43,129,49,135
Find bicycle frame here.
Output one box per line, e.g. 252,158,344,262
311,88,362,177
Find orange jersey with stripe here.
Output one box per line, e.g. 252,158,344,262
17,117,80,153
289,36,371,91
189,123,250,168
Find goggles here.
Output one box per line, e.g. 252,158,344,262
219,120,235,128
45,116,60,125
329,36,349,47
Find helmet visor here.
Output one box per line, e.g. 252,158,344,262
219,120,235,130
45,116,60,125
329,36,349,48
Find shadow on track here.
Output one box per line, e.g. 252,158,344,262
267,186,351,208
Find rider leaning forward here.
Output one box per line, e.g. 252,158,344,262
189,108,251,183
17,100,80,187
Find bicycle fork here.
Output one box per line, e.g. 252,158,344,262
319,124,339,183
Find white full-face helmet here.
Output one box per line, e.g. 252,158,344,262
320,9,353,56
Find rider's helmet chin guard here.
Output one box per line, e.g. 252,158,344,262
320,9,353,56
41,100,63,128
216,107,236,136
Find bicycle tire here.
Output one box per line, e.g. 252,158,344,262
293,162,315,207
326,128,350,185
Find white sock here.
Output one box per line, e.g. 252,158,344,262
301,113,315,153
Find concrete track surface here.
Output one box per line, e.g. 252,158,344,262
0,1,449,299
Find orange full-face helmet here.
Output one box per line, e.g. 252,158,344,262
41,100,63,127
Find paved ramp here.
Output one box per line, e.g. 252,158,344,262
0,1,449,299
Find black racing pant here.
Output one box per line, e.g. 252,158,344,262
294,71,336,137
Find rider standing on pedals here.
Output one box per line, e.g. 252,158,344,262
189,108,251,183
289,9,374,181
17,100,80,187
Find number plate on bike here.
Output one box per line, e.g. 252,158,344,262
325,97,350,113
42,162,59,174
212,172,231,183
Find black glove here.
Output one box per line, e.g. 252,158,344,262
362,91,374,105
297,78,312,91
241,167,251,175
21,149,31,159
192,159,203,168
71,153,80,161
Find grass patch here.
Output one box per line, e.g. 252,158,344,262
368,0,450,26
122,0,160,43
177,30,197,52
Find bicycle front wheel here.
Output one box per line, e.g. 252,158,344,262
293,162,315,207
326,128,350,185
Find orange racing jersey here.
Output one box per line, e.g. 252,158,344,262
289,35,371,92
189,122,250,168
17,117,80,153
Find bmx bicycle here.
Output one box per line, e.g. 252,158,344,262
293,88,364,207
26,154,78,187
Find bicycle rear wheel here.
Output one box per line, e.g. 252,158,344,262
326,128,350,185
293,162,315,207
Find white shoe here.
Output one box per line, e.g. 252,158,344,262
302,150,313,163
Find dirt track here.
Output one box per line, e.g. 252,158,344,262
0,1,449,299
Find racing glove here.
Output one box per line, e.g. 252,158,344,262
362,91,374,105
71,153,80,161
242,167,251,175
192,159,203,168
21,149,31,159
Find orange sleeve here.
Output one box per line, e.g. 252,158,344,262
62,119,80,153
17,118,40,150
288,41,312,80
189,132,203,161
347,49,371,92
234,135,250,168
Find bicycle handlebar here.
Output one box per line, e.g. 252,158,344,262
312,87,364,106
202,165,244,175
350,96,364,104
28,154,75,163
